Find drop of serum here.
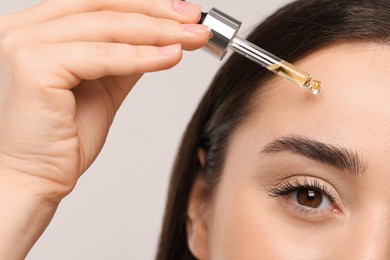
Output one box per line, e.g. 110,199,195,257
309,79,322,95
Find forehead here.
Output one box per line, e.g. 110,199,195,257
236,42,390,160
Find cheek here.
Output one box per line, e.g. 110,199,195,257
206,172,338,259
207,173,289,259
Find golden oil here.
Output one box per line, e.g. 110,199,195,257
267,61,322,95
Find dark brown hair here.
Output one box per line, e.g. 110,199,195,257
157,0,390,259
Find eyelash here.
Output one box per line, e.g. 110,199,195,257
268,177,339,216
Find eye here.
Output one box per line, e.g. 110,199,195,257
288,188,332,209
267,177,341,218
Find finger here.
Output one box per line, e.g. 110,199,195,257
51,42,183,87
26,12,209,51
0,0,201,31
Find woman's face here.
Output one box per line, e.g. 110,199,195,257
188,43,390,259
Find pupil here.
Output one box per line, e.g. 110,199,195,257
297,189,322,208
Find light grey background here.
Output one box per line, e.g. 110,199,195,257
1,1,293,259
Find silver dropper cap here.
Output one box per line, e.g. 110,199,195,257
200,8,242,60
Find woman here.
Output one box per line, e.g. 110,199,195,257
158,0,390,259
1,0,390,259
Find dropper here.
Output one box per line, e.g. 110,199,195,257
199,8,322,95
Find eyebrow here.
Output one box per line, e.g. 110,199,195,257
260,136,366,176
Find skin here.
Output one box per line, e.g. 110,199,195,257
188,42,390,259
0,0,208,258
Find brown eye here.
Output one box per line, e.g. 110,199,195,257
296,189,323,208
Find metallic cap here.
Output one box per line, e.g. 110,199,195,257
200,8,242,60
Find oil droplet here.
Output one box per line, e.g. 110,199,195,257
309,79,322,95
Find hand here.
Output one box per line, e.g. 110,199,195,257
0,0,208,203
0,0,208,257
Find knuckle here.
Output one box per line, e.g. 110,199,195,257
157,17,178,29
146,0,159,13
92,10,116,25
0,29,24,53
154,18,178,45
94,9,113,17
88,11,121,39
95,42,116,58
12,47,30,64
130,47,142,73
132,46,142,59
10,47,39,80
0,29,39,78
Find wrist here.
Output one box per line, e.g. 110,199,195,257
0,175,59,259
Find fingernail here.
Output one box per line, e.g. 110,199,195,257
182,24,209,34
160,44,182,55
173,0,201,18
